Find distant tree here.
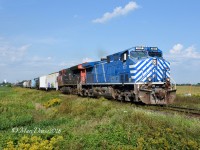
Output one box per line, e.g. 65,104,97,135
0,81,12,87
7,83,12,87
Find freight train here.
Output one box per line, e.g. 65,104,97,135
19,46,176,105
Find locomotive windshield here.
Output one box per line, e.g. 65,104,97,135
130,51,148,59
148,51,162,57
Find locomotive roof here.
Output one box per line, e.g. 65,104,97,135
105,46,162,60
107,46,162,57
82,61,101,68
70,64,85,70
81,46,163,69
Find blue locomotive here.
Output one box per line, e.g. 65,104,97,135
58,46,176,105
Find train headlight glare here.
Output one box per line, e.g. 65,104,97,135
148,77,152,82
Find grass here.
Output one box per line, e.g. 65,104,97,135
176,85,200,96
0,86,200,149
172,86,200,109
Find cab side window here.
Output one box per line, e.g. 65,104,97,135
107,56,110,63
121,51,128,62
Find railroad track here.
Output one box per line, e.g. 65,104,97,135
133,104,200,118
164,105,200,117
141,105,200,118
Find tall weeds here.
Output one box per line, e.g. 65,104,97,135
0,87,200,149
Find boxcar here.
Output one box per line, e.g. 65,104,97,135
46,72,59,90
39,75,47,90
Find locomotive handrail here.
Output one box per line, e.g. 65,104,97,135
170,76,176,90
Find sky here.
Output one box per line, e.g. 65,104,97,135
0,0,200,84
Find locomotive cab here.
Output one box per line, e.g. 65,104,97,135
130,50,148,62
129,47,162,61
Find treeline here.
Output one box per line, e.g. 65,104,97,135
0,82,12,87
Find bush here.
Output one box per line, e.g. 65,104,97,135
43,98,62,108
3,135,64,150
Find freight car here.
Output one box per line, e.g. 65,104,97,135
29,78,39,89
31,79,36,88
57,46,176,105
39,73,59,90
39,75,47,90
23,80,31,88
46,72,59,90
15,81,24,87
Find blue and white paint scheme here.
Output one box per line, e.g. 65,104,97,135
83,46,171,84
82,46,176,104
129,57,170,83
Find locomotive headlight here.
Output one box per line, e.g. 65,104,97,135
152,59,157,66
148,77,152,82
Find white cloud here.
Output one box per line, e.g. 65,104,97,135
59,61,77,68
0,63,6,66
11,36,68,45
30,56,53,62
92,1,139,23
0,44,31,62
169,44,200,59
167,44,200,84
36,37,61,45
82,57,93,63
167,43,200,67
0,37,67,82
58,57,93,68
169,43,183,54
184,45,200,59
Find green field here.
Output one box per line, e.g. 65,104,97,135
176,86,200,96
0,87,200,149
173,86,200,109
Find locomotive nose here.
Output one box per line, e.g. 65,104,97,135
154,88,166,100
